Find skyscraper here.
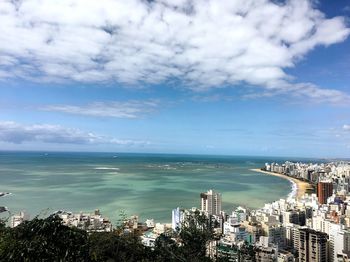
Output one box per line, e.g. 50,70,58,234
317,181,333,204
171,207,183,231
200,189,222,216
298,227,328,262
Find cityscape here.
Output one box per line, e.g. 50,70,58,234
0,0,350,261
5,160,350,261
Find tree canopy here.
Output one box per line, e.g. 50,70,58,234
0,212,246,261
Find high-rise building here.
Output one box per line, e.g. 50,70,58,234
171,207,183,231
298,227,328,262
200,189,222,216
317,181,333,204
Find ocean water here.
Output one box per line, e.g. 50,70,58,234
0,152,318,223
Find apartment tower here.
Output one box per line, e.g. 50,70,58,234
200,189,222,216
317,181,333,205
298,228,328,262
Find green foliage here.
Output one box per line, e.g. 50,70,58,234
238,241,256,262
178,210,214,259
89,232,154,262
152,210,215,262
0,215,89,261
115,210,128,231
153,233,185,261
0,219,7,235
0,211,254,262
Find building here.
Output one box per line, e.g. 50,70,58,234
334,229,350,262
328,223,345,262
317,181,333,205
283,210,306,226
216,243,239,262
200,189,222,216
277,250,294,262
260,221,286,248
298,227,328,262
255,246,277,262
55,210,112,232
172,207,183,231
10,211,30,227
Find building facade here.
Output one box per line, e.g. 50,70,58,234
317,181,333,205
298,228,328,262
200,189,222,216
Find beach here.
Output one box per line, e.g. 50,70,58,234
250,169,313,199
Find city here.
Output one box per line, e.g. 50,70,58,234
6,160,350,261
0,0,350,261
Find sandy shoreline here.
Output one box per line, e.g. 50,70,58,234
250,168,313,199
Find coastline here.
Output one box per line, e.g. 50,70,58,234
250,168,313,200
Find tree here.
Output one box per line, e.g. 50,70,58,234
0,215,89,261
153,233,183,261
153,210,215,262
0,210,225,262
178,210,214,260
89,232,154,262
239,241,256,262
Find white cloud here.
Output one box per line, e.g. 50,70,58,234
244,82,350,104
0,121,149,146
40,100,159,118
0,0,349,102
343,125,350,131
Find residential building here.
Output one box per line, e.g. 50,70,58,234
298,228,328,262
317,181,333,205
200,189,222,216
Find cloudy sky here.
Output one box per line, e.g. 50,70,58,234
0,0,350,158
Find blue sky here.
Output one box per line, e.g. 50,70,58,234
0,0,349,158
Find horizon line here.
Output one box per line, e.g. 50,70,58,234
0,149,349,161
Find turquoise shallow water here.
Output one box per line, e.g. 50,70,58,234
0,152,319,222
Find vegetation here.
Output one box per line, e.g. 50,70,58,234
0,216,89,261
153,210,215,262
0,211,253,261
89,232,154,262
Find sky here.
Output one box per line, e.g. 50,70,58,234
0,0,350,158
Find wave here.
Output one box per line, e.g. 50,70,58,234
94,167,120,171
287,180,297,201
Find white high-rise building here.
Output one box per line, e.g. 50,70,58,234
200,189,222,216
172,207,182,231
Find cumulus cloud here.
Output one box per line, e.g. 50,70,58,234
344,125,350,131
0,121,149,145
40,100,159,118
0,0,349,102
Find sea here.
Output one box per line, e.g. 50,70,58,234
0,151,322,223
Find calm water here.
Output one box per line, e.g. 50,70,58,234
0,152,320,222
